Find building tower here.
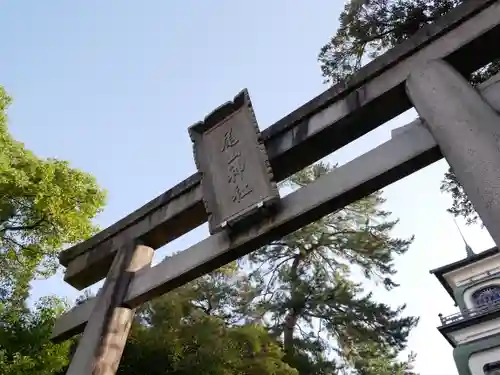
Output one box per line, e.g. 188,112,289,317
431,227,500,375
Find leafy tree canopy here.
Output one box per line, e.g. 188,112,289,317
117,265,298,375
0,85,105,374
0,85,106,305
0,296,72,375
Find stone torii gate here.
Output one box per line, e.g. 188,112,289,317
51,1,500,373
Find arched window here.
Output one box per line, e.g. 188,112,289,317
472,285,500,307
484,361,500,375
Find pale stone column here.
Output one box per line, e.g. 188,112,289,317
406,59,500,247
66,242,154,375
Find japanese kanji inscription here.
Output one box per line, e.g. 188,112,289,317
189,89,280,234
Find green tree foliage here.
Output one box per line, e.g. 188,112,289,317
0,85,105,374
56,265,296,375
318,0,497,226
318,0,460,85
117,265,297,375
440,168,480,226
242,163,418,375
0,86,106,305
0,296,72,375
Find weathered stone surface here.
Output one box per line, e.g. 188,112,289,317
65,243,153,375
60,0,500,291
189,89,279,234
407,59,500,248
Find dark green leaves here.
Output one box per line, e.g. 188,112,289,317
319,0,461,85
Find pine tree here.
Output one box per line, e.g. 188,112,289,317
242,163,418,374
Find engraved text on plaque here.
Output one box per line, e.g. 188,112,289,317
189,89,279,234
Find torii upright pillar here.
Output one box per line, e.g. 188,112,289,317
65,242,153,375
406,59,500,246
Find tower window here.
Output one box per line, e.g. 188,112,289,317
484,361,500,375
472,285,500,307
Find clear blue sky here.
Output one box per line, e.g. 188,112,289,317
0,2,494,374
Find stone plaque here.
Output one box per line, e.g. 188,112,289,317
189,89,279,234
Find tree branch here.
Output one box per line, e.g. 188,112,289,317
0,217,46,233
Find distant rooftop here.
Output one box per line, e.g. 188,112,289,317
430,247,499,302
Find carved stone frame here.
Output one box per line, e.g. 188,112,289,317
188,89,279,234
